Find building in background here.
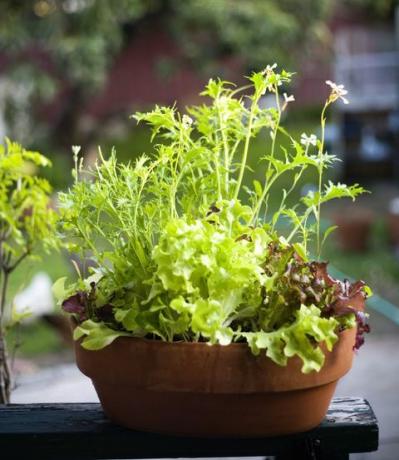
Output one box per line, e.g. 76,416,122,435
332,5,399,181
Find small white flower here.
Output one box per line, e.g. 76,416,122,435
283,93,295,103
182,114,193,129
301,133,317,147
264,63,277,73
282,92,295,110
262,63,278,92
71,145,81,156
325,80,349,104
325,80,347,94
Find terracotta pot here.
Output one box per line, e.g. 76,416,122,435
42,313,73,346
333,209,373,252
74,327,356,437
388,212,399,247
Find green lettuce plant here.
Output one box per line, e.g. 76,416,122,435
56,65,370,373
0,139,57,403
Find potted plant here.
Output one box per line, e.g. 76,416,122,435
387,197,399,250
333,206,374,252
0,139,57,404
55,66,371,437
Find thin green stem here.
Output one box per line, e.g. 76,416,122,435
286,207,313,243
271,167,306,232
214,150,222,201
0,243,11,404
0,332,11,404
0,270,9,329
229,139,241,162
271,143,310,230
230,84,252,97
217,105,230,196
316,103,329,258
234,95,259,200
7,250,29,273
251,86,281,223
252,173,280,223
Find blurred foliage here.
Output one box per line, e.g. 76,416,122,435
7,320,64,357
323,216,399,307
0,139,58,402
0,0,152,89
6,239,73,359
0,0,155,147
343,0,399,16
8,249,72,301
0,0,396,155
0,0,331,152
168,0,331,71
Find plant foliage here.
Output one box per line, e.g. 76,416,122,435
0,138,57,403
57,66,369,373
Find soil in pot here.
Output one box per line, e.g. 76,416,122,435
74,327,357,438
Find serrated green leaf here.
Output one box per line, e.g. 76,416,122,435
321,225,338,247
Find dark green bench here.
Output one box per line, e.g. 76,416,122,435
0,397,378,460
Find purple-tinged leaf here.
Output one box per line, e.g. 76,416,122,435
62,292,87,321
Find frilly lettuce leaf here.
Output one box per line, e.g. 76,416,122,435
150,214,269,344
74,319,130,350
242,305,339,373
65,206,364,371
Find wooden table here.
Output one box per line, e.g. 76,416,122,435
0,397,378,459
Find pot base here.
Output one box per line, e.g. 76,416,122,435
75,329,356,438
93,380,338,437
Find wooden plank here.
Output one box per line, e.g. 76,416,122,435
0,397,378,460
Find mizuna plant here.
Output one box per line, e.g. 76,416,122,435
0,139,57,403
56,66,370,373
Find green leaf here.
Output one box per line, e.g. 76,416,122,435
321,182,366,204
363,285,373,297
243,305,339,373
293,242,308,261
10,303,32,326
253,179,263,198
74,320,130,350
321,225,338,247
52,277,68,304
248,71,267,96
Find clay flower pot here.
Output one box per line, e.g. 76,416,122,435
333,208,374,252
42,313,73,346
387,198,399,248
74,327,356,438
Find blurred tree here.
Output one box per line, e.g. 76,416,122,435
0,139,57,403
0,0,333,151
343,0,398,16
0,0,156,148
0,0,394,153
168,0,331,72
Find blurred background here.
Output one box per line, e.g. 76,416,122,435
1,1,398,458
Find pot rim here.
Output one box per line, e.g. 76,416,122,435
74,325,356,394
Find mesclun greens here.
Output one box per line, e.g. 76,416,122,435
56,66,370,373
